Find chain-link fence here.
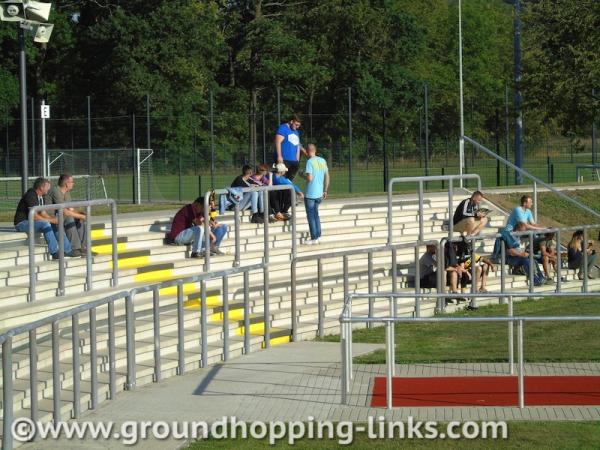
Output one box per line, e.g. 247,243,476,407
1,101,598,215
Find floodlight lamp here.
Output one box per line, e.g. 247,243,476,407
0,1,26,22
32,21,52,42
24,0,51,22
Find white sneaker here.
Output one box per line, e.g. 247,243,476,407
313,238,320,244
305,240,314,245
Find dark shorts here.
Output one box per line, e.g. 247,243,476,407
283,160,299,181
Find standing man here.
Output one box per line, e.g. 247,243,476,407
301,144,329,245
452,190,488,235
14,177,74,259
274,114,306,180
46,173,88,257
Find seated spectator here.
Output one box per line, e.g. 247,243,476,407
271,163,303,222
502,222,545,285
46,173,88,257
533,232,558,283
505,195,545,232
231,165,262,222
207,202,228,255
444,240,470,300
250,163,271,186
418,244,437,289
462,248,495,293
452,191,488,235
166,197,205,259
14,177,75,259
567,230,597,280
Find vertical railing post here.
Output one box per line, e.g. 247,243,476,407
508,296,514,375
437,240,445,312
556,229,562,293
528,232,534,293
263,262,271,348
533,182,538,222
58,208,65,295
85,205,92,291
52,321,61,423
500,239,507,302
222,276,230,361
3,338,14,450
71,313,81,419
244,270,251,353
518,319,525,408
387,180,393,245
448,180,454,238
89,309,98,409
367,252,374,327
234,205,241,267
152,286,161,382
125,294,136,389
317,258,324,337
29,329,38,425
177,284,185,375
343,256,349,301
470,237,477,309
414,245,421,317
290,186,297,258
391,248,398,293
583,228,589,292
201,280,208,367
340,319,348,405
386,320,393,410
108,301,116,399
28,208,36,302
111,201,119,287
418,180,424,242
290,261,297,341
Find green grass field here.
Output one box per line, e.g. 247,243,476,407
319,296,600,364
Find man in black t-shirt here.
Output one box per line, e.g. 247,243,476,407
14,177,74,259
452,191,488,236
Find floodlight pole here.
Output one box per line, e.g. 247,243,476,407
458,0,465,188
19,26,29,194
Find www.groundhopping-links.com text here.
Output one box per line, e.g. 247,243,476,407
12,416,508,445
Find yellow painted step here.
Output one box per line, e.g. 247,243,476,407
161,282,199,297
90,229,108,240
134,268,174,283
209,308,245,322
92,242,127,255
183,295,222,309
109,255,151,270
262,335,291,348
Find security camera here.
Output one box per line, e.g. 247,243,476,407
0,1,26,22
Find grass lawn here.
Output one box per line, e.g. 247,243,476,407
318,296,600,364
184,421,600,449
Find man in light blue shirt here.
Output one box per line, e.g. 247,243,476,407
300,144,329,245
505,195,544,231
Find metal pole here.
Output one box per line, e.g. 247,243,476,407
222,276,230,361
30,96,35,176
418,181,424,241
89,309,98,409
556,229,562,292
125,294,136,389
234,204,241,266
386,321,393,410
424,83,430,178
108,301,116,399
513,0,524,184
153,286,161,382
244,270,251,353
505,82,510,185
518,319,525,408
87,96,92,176
146,94,151,151
414,245,421,317
201,280,208,367
528,232,535,293
348,87,353,193
58,209,65,295
341,321,347,405
2,338,13,449
19,27,28,195
85,205,92,290
317,258,324,337
52,321,60,423
29,329,38,425
382,109,388,191
458,0,465,188
533,182,538,222
71,313,81,419
177,284,185,374
508,296,514,375
210,90,215,188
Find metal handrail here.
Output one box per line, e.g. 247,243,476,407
26,198,119,303
203,184,297,271
0,260,269,450
387,174,482,244
290,240,440,341
340,291,600,410
465,136,600,221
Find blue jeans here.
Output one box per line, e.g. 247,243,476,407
203,224,228,249
15,220,72,255
506,254,530,274
304,197,322,240
174,225,204,253
238,192,260,214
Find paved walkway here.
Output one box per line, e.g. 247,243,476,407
20,341,600,450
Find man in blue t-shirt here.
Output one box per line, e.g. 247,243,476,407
300,144,330,244
505,195,544,232
274,114,306,181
